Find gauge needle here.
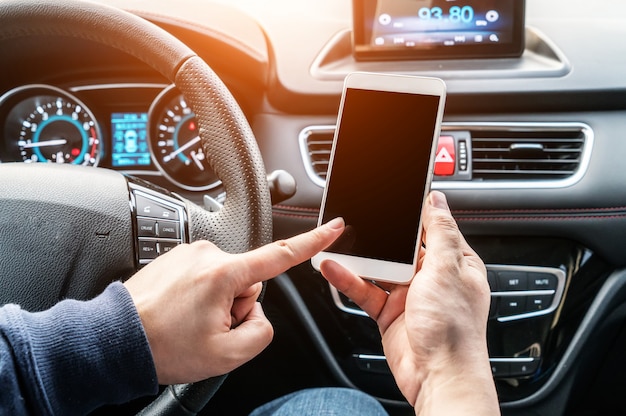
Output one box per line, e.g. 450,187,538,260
165,135,200,161
190,150,205,171
19,138,68,148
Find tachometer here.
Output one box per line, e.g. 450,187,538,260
18,96,100,165
0,85,102,166
148,85,220,191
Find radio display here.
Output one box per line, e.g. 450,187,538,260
352,0,525,61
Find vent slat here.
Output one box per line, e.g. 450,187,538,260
475,158,580,164
471,128,586,180
473,169,577,176
301,128,334,180
309,150,332,157
473,138,585,143
477,148,582,153
300,124,588,184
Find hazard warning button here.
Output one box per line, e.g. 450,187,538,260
434,135,456,176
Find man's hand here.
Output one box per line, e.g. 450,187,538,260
125,217,345,385
320,191,499,415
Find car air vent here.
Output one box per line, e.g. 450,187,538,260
299,125,335,188
299,122,593,189
467,124,589,181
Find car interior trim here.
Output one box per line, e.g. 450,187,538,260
489,264,566,322
69,83,170,93
501,268,626,408
330,264,566,322
274,273,411,408
2,1,624,413
310,27,571,83
299,121,593,190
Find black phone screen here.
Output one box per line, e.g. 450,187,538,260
321,87,440,264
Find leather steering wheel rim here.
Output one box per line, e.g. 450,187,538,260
0,0,273,414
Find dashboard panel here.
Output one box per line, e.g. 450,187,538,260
0,83,223,195
2,0,626,415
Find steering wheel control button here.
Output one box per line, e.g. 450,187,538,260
131,184,187,266
135,194,180,220
157,221,180,239
159,241,179,255
137,219,157,237
139,240,158,260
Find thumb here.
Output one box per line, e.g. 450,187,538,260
220,303,274,372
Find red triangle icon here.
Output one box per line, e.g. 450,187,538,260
436,147,453,163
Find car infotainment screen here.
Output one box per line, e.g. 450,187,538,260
352,0,525,61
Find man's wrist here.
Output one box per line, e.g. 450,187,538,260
413,350,499,416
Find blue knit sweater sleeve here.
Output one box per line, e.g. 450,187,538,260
0,282,159,415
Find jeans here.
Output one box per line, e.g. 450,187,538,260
248,387,389,416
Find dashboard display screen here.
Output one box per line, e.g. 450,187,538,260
111,112,150,167
353,0,525,61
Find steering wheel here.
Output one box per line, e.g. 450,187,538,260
0,0,272,414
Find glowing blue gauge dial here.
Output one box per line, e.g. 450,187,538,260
18,96,100,166
0,85,102,167
148,85,221,191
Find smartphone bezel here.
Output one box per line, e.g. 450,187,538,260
311,72,447,284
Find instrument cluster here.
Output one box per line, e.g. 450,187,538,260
0,83,221,192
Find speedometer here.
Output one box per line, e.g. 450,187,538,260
19,96,100,165
148,85,220,191
0,85,102,166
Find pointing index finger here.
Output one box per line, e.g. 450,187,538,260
237,218,345,288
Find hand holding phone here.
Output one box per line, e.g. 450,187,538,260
311,72,446,284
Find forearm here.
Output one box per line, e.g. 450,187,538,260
413,353,500,416
0,282,158,415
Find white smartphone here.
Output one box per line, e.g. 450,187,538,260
311,72,446,284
